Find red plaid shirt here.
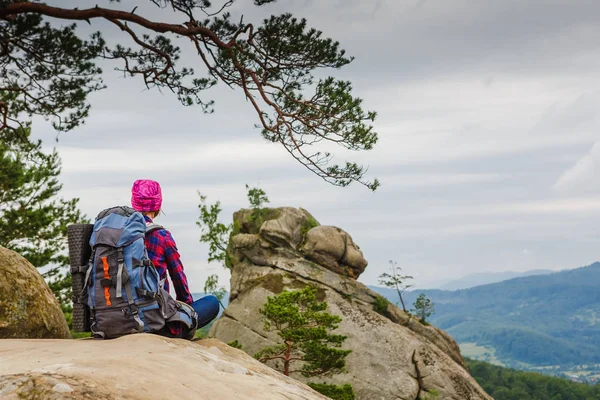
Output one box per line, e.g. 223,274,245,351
144,216,193,337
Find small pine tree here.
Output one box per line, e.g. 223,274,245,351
255,286,351,377
255,286,355,398
413,293,435,323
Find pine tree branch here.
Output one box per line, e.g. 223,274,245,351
0,101,6,131
0,3,231,48
258,355,285,362
0,1,380,189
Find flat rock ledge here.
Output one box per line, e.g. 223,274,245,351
0,334,327,400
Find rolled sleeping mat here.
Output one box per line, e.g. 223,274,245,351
67,223,94,332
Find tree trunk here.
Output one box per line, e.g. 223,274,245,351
283,340,292,376
395,285,407,312
399,293,407,312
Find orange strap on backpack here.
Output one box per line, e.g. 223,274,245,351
101,257,112,306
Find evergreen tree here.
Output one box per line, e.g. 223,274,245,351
0,124,86,319
0,0,379,190
255,286,354,399
413,293,435,323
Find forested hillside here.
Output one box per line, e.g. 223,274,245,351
370,262,600,370
467,359,600,400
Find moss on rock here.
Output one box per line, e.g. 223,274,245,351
0,246,70,339
233,208,282,235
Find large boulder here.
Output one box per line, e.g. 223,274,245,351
0,334,328,400
211,207,492,400
0,246,70,339
300,225,368,278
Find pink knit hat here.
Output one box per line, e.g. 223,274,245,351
131,179,163,212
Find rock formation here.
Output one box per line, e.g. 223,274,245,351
0,334,328,400
0,246,70,339
210,207,492,400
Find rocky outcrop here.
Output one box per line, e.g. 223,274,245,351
0,246,70,339
231,207,367,279
210,207,492,400
0,334,328,400
301,225,368,279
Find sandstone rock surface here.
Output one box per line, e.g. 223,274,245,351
0,334,328,400
211,207,492,400
0,246,70,339
300,225,368,278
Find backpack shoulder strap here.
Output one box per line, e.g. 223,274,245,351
145,222,164,235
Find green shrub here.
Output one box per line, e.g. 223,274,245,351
300,216,319,239
421,388,440,399
308,383,355,400
373,295,390,317
228,339,243,349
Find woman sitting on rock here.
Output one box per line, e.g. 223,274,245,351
131,179,220,337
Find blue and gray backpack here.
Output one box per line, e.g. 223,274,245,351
80,206,198,339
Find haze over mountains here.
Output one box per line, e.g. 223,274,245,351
436,269,555,290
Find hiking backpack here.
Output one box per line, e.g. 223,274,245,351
75,206,198,339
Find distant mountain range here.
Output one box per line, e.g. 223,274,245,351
437,269,555,290
369,262,600,370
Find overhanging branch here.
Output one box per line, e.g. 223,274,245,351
0,1,380,189
0,2,231,48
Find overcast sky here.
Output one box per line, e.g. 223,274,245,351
32,0,600,292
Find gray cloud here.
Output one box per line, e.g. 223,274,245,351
27,0,600,291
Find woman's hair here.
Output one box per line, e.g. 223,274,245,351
142,210,161,218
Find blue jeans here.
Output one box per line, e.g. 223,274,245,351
191,295,220,328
